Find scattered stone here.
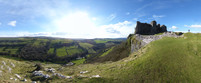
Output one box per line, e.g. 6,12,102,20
23,78,27,82
80,71,88,74
32,81,37,83
65,62,74,66
10,78,13,80
91,75,101,78
46,68,56,73
10,62,15,67
15,74,21,79
66,76,72,79
32,71,50,79
14,78,17,81
2,61,6,65
79,75,87,78
1,65,3,70
53,73,72,79
7,66,12,73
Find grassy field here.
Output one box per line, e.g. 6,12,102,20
56,47,67,57
100,47,114,57
1,33,201,82
79,43,96,53
48,48,54,54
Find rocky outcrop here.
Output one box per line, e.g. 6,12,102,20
130,32,181,53
134,21,167,35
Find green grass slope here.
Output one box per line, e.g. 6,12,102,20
2,33,201,83
68,33,201,82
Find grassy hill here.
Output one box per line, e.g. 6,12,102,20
1,33,201,82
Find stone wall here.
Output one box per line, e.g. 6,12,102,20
134,21,167,35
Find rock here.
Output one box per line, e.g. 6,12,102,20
15,74,21,79
80,71,88,74
7,66,12,73
32,81,37,83
10,77,13,80
46,68,56,73
65,62,74,66
130,32,182,53
1,65,3,70
32,71,50,79
91,75,101,78
44,74,50,79
2,61,6,65
79,75,87,78
53,73,72,79
10,62,15,67
134,21,167,35
23,78,27,82
66,76,72,79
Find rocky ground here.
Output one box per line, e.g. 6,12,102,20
131,32,183,53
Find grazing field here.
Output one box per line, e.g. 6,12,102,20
56,47,67,57
0,37,124,63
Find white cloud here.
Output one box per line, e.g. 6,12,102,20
8,21,16,27
97,21,135,38
171,26,177,29
0,20,136,38
184,25,201,28
153,15,165,18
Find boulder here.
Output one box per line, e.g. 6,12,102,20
15,74,21,79
91,75,101,78
80,71,88,74
2,61,6,65
23,78,27,82
64,62,74,66
46,68,56,73
11,62,15,68
32,71,50,79
53,73,72,79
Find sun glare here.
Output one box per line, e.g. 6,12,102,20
54,12,96,34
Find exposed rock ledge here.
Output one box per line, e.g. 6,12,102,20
130,32,182,53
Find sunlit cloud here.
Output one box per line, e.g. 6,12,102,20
8,21,17,27
184,25,201,28
171,26,177,29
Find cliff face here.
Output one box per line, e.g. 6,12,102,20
130,32,180,53
134,21,167,35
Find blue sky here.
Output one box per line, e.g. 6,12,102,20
0,0,201,38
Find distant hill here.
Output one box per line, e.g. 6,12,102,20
0,37,124,63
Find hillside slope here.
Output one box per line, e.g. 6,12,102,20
70,33,201,82
1,33,201,82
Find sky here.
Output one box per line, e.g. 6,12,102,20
0,0,201,38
